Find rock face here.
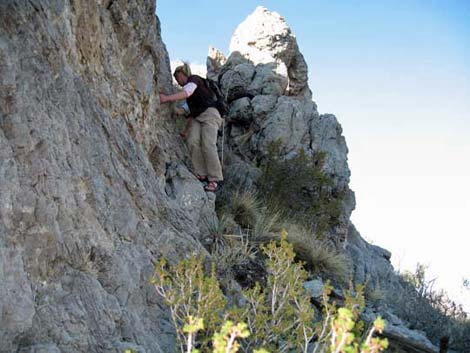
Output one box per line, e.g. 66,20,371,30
0,2,442,353
214,7,442,352
216,7,354,243
0,1,215,352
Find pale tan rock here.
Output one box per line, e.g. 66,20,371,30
229,6,310,97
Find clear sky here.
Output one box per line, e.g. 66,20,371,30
156,1,470,309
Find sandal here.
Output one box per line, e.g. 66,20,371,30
204,181,218,192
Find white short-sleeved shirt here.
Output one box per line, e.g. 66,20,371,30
183,82,197,97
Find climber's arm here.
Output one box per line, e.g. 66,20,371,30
160,82,197,104
159,90,187,103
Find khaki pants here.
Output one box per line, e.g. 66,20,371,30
187,107,224,181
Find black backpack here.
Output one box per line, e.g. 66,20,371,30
204,78,229,117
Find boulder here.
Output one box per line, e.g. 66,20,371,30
227,97,253,124
220,61,256,101
253,96,315,156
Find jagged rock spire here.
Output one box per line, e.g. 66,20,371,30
229,6,310,97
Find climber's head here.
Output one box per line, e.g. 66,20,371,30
173,63,191,86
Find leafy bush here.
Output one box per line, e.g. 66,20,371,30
151,256,226,352
151,231,388,353
229,230,316,352
258,141,344,235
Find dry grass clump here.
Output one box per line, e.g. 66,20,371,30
227,190,260,229
211,233,258,272
252,206,282,241
218,190,281,240
278,224,351,285
206,213,239,238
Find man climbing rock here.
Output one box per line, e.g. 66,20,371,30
159,63,223,192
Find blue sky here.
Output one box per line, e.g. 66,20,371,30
157,1,470,308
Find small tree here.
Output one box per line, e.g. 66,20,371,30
151,232,388,353
151,256,226,352
230,230,315,352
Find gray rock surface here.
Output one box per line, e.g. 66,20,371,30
254,96,315,156
227,97,253,124
0,2,442,352
360,307,440,353
0,1,214,352
383,324,439,353
215,7,355,244
303,279,325,299
215,9,445,352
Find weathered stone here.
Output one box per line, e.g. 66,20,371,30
345,223,399,292
207,46,226,81
384,324,439,353
227,97,253,124
229,6,310,97
304,279,324,298
251,94,279,119
0,1,213,352
310,113,351,188
220,61,256,101
249,62,288,96
254,96,315,156
18,344,62,353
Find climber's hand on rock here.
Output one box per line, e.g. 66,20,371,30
180,130,188,139
175,107,186,116
159,93,169,103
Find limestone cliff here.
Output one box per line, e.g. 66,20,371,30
0,2,441,353
1,1,215,352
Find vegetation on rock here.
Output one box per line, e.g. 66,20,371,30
152,231,388,353
258,140,344,235
389,264,470,351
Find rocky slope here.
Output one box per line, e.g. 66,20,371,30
213,7,440,352
0,2,441,353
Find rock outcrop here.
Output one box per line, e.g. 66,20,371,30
0,2,445,353
0,1,215,352
229,6,310,98
214,7,354,243
212,7,442,353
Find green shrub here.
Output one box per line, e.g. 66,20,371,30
151,256,226,353
212,321,250,353
229,230,316,352
151,232,388,353
258,141,344,235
